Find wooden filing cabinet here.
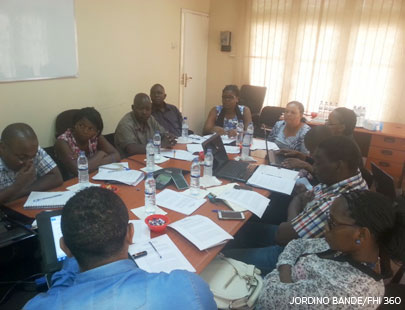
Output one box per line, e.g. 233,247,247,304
365,135,405,186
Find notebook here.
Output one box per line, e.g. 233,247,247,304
24,191,76,209
202,133,257,183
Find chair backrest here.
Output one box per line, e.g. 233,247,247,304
371,162,397,201
239,85,267,115
259,106,286,129
55,109,79,138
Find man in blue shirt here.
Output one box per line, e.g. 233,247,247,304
24,187,216,310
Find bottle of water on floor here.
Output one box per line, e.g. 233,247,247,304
204,148,213,177
146,139,155,172
153,131,161,161
190,157,200,195
145,172,156,215
77,151,89,186
241,133,250,161
182,117,189,140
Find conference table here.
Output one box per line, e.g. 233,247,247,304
4,144,269,274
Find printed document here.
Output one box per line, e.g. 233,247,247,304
156,189,206,215
92,169,144,186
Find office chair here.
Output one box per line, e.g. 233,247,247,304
55,109,79,138
239,85,267,137
256,106,286,138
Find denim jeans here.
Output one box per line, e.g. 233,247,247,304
223,222,284,276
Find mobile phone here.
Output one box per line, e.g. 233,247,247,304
217,210,245,220
171,173,189,190
156,173,172,190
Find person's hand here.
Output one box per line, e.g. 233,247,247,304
297,189,314,207
282,158,309,170
162,133,177,148
277,149,306,160
227,129,237,138
15,161,36,188
293,183,308,196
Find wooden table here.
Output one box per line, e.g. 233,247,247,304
4,145,269,274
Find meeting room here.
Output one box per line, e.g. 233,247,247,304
1,0,405,309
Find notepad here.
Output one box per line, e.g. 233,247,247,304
24,191,76,209
169,215,233,251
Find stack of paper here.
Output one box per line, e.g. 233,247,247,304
129,234,195,273
92,169,144,186
156,189,206,215
169,215,233,251
24,191,76,209
99,162,130,170
209,183,246,212
217,188,270,218
247,165,299,195
250,139,280,150
160,150,197,161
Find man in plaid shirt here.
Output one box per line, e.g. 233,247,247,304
224,136,367,274
0,123,63,204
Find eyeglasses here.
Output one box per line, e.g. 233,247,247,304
327,213,358,229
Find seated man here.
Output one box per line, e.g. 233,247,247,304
150,84,183,136
0,123,63,204
224,136,368,275
24,187,216,310
115,93,176,157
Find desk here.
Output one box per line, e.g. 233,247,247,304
4,145,269,274
309,120,405,186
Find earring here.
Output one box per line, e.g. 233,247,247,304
355,239,361,245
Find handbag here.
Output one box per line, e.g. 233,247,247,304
200,254,263,309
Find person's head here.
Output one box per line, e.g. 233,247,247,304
304,125,333,156
284,101,305,128
0,123,38,171
325,190,405,266
150,84,167,106
132,93,152,123
327,107,357,136
72,107,103,143
60,187,133,271
312,136,361,185
222,85,240,111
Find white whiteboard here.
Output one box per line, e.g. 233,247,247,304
0,0,78,82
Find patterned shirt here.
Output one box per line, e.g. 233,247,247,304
0,147,57,190
152,102,183,137
57,129,98,159
215,105,245,130
291,171,368,238
257,238,384,310
114,112,167,157
268,120,311,154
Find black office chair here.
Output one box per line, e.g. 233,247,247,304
55,109,79,138
256,106,286,138
239,85,267,137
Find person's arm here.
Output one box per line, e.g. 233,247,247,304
277,149,307,160
242,106,252,130
281,158,313,173
203,107,226,135
26,166,63,192
125,143,146,155
89,135,121,170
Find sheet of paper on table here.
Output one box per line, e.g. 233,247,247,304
92,169,144,186
160,149,197,161
250,139,280,151
131,206,168,221
208,183,246,212
129,220,150,244
156,189,206,215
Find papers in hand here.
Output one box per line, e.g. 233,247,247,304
92,168,144,186
247,165,299,195
156,189,206,215
24,191,76,209
129,234,195,273
169,215,233,251
160,150,197,161
217,188,270,218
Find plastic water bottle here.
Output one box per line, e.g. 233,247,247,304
144,172,156,215
241,133,250,161
146,139,155,172
318,101,324,120
204,148,213,177
359,106,366,127
77,151,89,186
246,122,254,146
153,131,161,161
190,157,200,195
236,121,244,147
182,117,189,139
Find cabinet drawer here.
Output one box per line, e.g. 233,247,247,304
366,158,403,178
371,135,405,151
367,146,405,164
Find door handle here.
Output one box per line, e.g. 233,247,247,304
184,73,192,87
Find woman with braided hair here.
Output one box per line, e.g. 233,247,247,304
203,85,252,137
257,190,405,309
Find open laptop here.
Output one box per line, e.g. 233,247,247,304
36,210,67,275
262,126,285,166
370,162,397,201
202,134,257,183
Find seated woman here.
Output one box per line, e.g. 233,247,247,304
203,85,252,137
257,190,405,309
268,101,311,154
54,107,120,177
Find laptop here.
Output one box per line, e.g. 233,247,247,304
202,133,257,183
370,162,397,201
36,210,67,274
262,126,285,166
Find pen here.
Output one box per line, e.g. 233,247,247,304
149,241,162,259
132,251,148,259
101,166,130,171
33,194,63,202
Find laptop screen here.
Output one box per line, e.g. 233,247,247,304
50,215,67,262
371,163,396,201
202,134,229,170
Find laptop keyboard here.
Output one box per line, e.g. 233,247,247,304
219,161,256,181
